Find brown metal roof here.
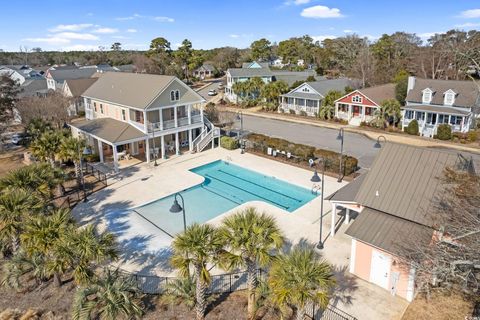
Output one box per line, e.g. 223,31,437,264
406,77,480,109
359,83,396,104
354,143,462,228
345,207,433,255
402,104,470,116
326,174,366,202
71,118,146,144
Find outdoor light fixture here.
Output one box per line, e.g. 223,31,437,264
236,111,245,154
374,135,387,148
310,159,326,250
169,193,187,232
311,170,321,182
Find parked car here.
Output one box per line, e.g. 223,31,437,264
11,133,24,145
208,90,217,96
218,83,224,89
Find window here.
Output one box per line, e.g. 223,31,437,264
352,95,362,103
301,87,310,93
121,109,126,121
175,90,180,101
170,90,180,101
405,110,414,119
100,104,104,114
422,89,432,104
444,90,455,106
415,112,425,121
86,98,91,109
93,102,97,112
449,116,462,125
339,103,348,112
438,114,449,124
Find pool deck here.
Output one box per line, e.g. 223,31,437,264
73,147,408,320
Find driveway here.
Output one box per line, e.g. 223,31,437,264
196,79,224,102
232,114,380,169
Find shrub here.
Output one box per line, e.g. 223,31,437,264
467,131,478,142
299,111,307,117
289,109,296,115
436,124,452,140
406,119,419,135
220,136,239,150
204,102,219,123
77,110,86,117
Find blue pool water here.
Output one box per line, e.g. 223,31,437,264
134,160,317,236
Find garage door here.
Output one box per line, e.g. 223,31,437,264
370,250,391,289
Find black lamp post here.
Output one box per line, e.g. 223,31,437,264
337,128,344,182
150,122,159,166
169,192,187,232
78,145,91,202
236,111,244,154
374,135,387,148
311,159,325,250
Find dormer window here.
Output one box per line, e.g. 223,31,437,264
443,89,456,106
422,88,433,104
352,95,362,103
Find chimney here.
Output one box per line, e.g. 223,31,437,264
407,76,416,93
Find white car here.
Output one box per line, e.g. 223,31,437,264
208,90,217,96
11,133,24,145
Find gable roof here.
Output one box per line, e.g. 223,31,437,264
406,78,480,109
228,67,273,78
308,79,359,96
358,83,396,104
326,174,366,202
18,79,48,98
49,68,97,82
65,78,98,97
71,118,146,144
242,61,269,69
354,143,476,228
197,64,215,72
82,72,203,110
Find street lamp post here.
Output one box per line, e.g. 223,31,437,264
236,111,244,154
374,135,387,148
337,128,344,183
150,122,159,166
78,144,91,203
169,192,187,232
311,158,325,250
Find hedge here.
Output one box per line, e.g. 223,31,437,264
245,133,358,176
406,119,419,135
436,124,452,140
220,136,239,150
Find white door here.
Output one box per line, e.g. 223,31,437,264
370,250,391,289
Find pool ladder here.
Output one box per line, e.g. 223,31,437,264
311,184,320,195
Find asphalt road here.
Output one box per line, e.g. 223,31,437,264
232,114,380,170
197,79,224,102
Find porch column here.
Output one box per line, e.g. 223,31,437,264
161,135,165,159
145,139,150,163
174,106,178,128
130,142,134,155
348,104,352,120
159,109,164,130
188,129,193,152
175,132,180,155
331,203,337,237
200,107,204,120
97,140,104,163
188,105,192,125
143,111,148,132
361,107,366,122
345,208,350,224
335,103,338,118
112,145,119,172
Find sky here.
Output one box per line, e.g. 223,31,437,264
1,0,479,52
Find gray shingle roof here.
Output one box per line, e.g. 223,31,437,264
402,104,470,116
308,79,359,95
65,78,98,97
71,118,146,144
358,83,396,104
345,207,433,255
49,68,97,82
228,68,273,78
406,78,480,110
18,79,48,98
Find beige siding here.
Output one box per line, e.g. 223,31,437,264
148,79,201,109
90,99,129,122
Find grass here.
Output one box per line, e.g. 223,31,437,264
402,290,475,320
0,152,26,179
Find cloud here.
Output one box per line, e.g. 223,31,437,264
459,9,480,18
55,32,99,40
93,28,118,34
229,34,240,38
116,13,174,22
455,22,480,28
86,12,94,17
23,37,71,45
301,5,343,18
49,23,93,32
343,29,355,33
112,35,130,40
126,28,137,33
284,0,311,5
153,16,175,22
311,35,337,42
62,44,100,51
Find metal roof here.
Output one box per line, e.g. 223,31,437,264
326,174,366,202
71,118,146,144
345,207,433,255
402,103,471,116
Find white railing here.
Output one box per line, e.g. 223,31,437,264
163,119,176,129
337,111,349,120
192,114,202,123
129,120,145,131
178,116,190,126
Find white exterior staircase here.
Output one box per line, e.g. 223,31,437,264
192,116,220,153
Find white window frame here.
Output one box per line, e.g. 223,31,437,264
422,89,432,104
170,90,175,101
352,95,362,103
444,91,455,106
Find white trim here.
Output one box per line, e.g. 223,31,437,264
81,95,146,112
285,82,322,96
406,266,416,302
333,89,381,108
350,239,357,273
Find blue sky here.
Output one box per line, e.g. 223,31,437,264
1,0,479,52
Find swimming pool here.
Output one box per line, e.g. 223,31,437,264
134,160,317,236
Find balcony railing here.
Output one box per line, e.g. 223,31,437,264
148,114,203,132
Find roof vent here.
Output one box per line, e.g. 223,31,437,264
375,190,379,197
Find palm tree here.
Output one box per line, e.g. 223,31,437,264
246,77,265,100
374,99,402,128
25,118,52,141
268,247,335,320
161,276,196,309
0,188,40,255
1,251,48,290
219,208,284,319
72,268,143,320
319,90,343,120
30,130,63,168
171,223,222,320
318,104,335,120
57,136,87,187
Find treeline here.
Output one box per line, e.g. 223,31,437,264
1,29,479,86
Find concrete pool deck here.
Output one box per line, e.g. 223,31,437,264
73,147,408,319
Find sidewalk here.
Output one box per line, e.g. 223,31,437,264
225,107,480,154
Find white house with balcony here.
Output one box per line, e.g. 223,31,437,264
225,61,273,103
70,72,218,172
401,76,479,137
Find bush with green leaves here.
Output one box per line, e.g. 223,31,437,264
436,124,452,140
406,119,419,135
220,136,239,150
467,131,477,142
289,109,296,115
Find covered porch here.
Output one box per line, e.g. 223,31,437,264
335,102,377,125
279,94,321,116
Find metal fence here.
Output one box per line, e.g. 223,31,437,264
83,162,108,186
119,268,357,320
